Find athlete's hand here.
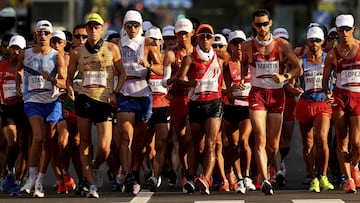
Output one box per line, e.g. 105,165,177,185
293,87,304,97
326,91,334,104
272,73,287,83
108,93,117,109
67,88,75,101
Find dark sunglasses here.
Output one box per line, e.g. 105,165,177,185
230,39,244,46
126,23,140,29
74,34,88,39
254,21,270,28
308,38,322,43
328,35,338,40
212,44,224,49
337,26,352,32
197,33,214,40
35,31,51,36
163,36,176,41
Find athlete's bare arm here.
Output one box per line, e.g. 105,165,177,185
162,49,176,87
322,49,336,104
241,41,251,81
176,54,197,87
66,47,80,101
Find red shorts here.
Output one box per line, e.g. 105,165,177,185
284,96,296,121
332,88,360,116
248,87,285,113
295,98,332,124
170,96,189,122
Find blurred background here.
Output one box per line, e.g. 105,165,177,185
0,0,359,48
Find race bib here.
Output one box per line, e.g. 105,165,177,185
304,74,323,92
255,61,279,78
2,83,16,99
195,78,218,93
124,63,143,78
82,71,107,88
232,83,251,97
340,69,360,86
28,75,52,92
149,78,167,94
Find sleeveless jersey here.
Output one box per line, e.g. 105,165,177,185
119,37,151,97
0,60,23,105
223,60,251,106
249,38,285,89
169,48,190,97
299,52,327,102
77,41,115,103
334,46,360,92
187,48,222,101
23,48,59,103
149,71,169,107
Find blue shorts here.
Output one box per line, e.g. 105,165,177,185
24,100,63,124
116,93,152,121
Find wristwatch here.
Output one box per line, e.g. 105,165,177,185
284,73,289,80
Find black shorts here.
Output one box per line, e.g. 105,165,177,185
75,94,113,123
1,103,29,127
223,105,249,126
188,99,223,123
150,106,171,125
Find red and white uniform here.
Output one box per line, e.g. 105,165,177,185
0,60,22,105
149,71,170,108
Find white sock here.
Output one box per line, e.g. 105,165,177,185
36,173,45,184
29,167,37,181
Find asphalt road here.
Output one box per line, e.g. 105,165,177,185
1,122,359,202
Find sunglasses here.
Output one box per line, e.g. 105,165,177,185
74,34,88,39
212,44,224,49
35,31,51,36
126,23,140,29
230,39,244,46
163,36,176,41
328,35,338,40
308,38,322,43
197,33,214,40
337,26,352,32
254,21,270,28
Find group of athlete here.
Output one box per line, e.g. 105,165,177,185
0,7,359,199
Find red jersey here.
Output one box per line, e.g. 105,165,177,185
0,60,23,105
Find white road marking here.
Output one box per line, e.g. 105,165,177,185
292,199,345,203
130,192,153,203
194,201,245,203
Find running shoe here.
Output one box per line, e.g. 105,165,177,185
93,169,103,188
123,172,136,194
181,177,195,194
254,175,261,190
1,174,14,192
10,182,21,196
309,178,320,193
64,173,76,191
235,179,246,194
167,169,177,187
75,178,89,195
275,170,286,187
132,182,141,195
351,166,360,188
319,175,334,191
146,176,158,192
33,181,44,198
344,178,356,193
195,174,210,195
261,180,274,195
219,179,229,192
20,178,35,194
226,171,238,191
244,176,256,191
86,184,99,198
57,181,67,194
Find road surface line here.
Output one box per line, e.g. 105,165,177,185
292,199,345,203
194,201,245,203
130,191,153,203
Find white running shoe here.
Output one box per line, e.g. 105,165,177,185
20,178,35,194
236,179,246,194
244,177,256,191
33,181,44,198
87,185,99,198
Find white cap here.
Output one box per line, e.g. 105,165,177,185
273,28,289,40
52,30,66,40
306,26,324,40
123,10,143,24
145,27,163,40
228,30,246,42
213,34,228,45
222,28,231,36
8,35,26,49
142,21,153,32
328,27,337,35
35,20,53,33
104,30,119,41
0,7,15,17
162,25,175,37
175,18,193,33
335,14,354,28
